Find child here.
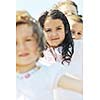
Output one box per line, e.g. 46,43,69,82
66,14,83,79
16,10,82,100
52,0,78,16
38,10,74,65
38,9,83,100
67,15,83,40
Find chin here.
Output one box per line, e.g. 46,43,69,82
17,59,35,65
51,45,58,48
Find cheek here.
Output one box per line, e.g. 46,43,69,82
27,42,38,51
32,47,40,58
44,34,51,40
60,32,65,40
33,44,38,52
31,47,39,58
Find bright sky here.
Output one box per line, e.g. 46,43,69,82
16,0,83,20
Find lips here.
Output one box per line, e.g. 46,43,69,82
19,53,29,57
51,38,60,41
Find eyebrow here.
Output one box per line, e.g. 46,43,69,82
23,33,33,37
56,25,63,28
44,25,63,29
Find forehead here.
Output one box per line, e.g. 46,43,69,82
67,18,76,26
17,24,33,35
59,4,77,12
72,23,83,33
72,22,83,29
16,24,38,39
44,17,64,27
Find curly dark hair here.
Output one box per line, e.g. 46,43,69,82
38,10,74,64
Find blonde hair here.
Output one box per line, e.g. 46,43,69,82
16,10,34,23
16,10,46,57
67,15,83,23
52,0,78,13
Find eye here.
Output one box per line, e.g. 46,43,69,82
71,12,76,15
45,29,51,32
65,12,68,15
77,32,81,35
71,30,75,34
56,27,62,30
25,38,33,42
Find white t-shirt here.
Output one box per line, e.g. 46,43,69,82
39,39,83,100
16,63,65,100
42,47,63,65
55,39,83,100
68,39,83,79
40,39,83,78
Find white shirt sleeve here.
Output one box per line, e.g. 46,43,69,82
48,63,66,89
16,89,25,100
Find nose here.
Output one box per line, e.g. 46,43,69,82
51,30,58,36
17,42,26,52
72,35,76,39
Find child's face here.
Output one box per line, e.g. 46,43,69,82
43,17,65,47
58,4,77,16
71,23,83,40
16,24,39,67
68,19,83,40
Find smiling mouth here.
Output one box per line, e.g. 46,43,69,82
19,53,29,57
51,38,60,41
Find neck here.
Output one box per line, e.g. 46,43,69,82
16,63,37,73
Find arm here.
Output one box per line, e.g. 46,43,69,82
57,75,83,94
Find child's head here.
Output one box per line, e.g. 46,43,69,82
52,0,78,16
67,15,83,40
16,11,45,68
38,10,74,63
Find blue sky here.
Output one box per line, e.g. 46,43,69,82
16,0,83,20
